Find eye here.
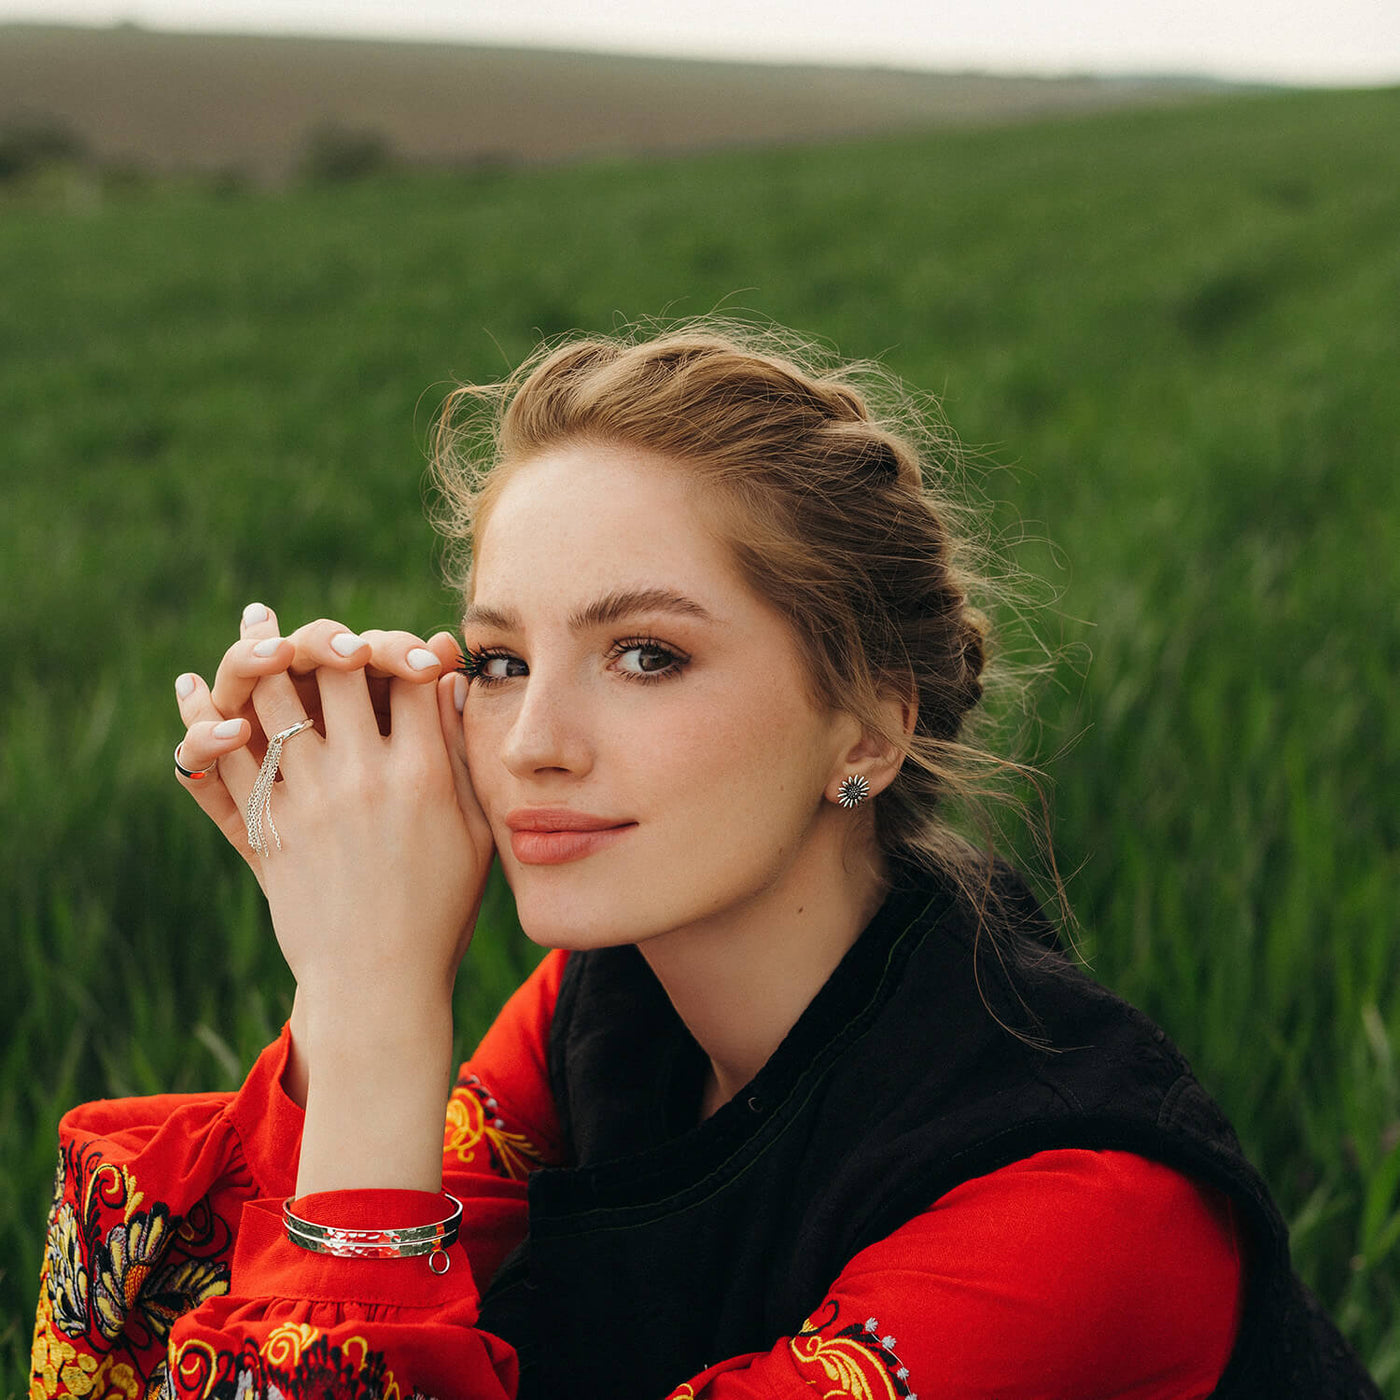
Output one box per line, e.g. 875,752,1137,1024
609,639,688,682
462,647,527,686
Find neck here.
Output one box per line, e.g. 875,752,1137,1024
639,826,889,1118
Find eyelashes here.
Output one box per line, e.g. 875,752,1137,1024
458,638,689,688
608,638,688,681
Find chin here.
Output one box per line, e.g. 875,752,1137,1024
508,875,639,952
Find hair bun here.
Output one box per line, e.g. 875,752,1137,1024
958,614,988,707
820,384,868,423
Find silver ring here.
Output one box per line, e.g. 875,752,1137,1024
245,718,315,856
174,742,216,781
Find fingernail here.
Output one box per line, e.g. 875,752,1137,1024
453,672,468,713
407,648,439,671
175,673,197,700
253,637,283,658
331,632,365,657
213,719,243,739
242,602,269,626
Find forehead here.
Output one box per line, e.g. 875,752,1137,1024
471,442,740,605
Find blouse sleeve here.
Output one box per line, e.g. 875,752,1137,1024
31,1031,297,1398
659,1149,1244,1400
31,951,569,1399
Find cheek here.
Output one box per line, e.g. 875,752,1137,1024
645,677,829,817
461,703,508,792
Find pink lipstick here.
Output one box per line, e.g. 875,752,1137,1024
504,809,637,866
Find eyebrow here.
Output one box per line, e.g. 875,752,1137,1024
462,587,716,635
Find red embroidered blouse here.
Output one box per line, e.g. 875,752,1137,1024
32,949,1243,1399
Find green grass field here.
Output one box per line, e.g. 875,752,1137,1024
2,85,1398,1392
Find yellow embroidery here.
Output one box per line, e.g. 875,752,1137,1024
787,1309,914,1400
260,1323,320,1369
444,1076,545,1181
667,1386,698,1399
31,1280,141,1400
87,1163,139,1219
345,1334,404,1400
209,1326,404,1400
788,1332,901,1400
31,1277,74,1399
169,1336,218,1398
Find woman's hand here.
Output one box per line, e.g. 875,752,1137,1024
174,604,471,880
174,604,490,1191
175,602,488,993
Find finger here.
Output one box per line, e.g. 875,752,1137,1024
175,669,260,791
283,618,371,676
173,675,263,878
175,716,251,773
358,629,448,684
178,740,261,873
350,629,446,738
387,631,462,745
218,602,312,749
240,601,278,636
248,666,316,766
438,671,489,840
210,604,296,731
317,664,378,743
277,618,374,739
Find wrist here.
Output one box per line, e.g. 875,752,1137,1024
298,984,454,1056
293,998,455,1197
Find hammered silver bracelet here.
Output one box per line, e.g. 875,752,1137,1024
282,1193,462,1274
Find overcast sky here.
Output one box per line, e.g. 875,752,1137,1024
2,0,1398,85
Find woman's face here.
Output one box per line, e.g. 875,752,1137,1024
461,440,865,951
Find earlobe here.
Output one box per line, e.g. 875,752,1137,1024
828,690,915,807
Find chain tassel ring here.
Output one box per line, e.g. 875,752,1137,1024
246,718,315,856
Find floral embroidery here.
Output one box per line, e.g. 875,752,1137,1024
788,1302,917,1400
91,1205,177,1340
31,1279,143,1399
167,1328,436,1400
443,1073,545,1181
47,1197,92,1335
32,1143,232,1397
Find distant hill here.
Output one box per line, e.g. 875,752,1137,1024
0,23,1237,181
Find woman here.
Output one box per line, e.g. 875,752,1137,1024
32,326,1377,1399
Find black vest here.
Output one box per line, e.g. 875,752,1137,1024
478,864,1379,1399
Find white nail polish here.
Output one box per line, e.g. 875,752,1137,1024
213,719,242,739
242,602,269,626
407,648,439,671
331,632,365,657
175,673,196,699
253,637,283,657
453,672,468,713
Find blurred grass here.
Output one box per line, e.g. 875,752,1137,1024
2,86,1399,1390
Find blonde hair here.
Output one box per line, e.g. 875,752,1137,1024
432,320,1053,919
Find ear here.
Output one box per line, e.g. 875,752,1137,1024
823,690,917,807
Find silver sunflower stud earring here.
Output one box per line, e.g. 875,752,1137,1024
836,774,871,809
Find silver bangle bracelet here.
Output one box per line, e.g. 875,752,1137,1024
282,1193,462,1273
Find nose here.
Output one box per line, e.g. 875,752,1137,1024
499,668,593,780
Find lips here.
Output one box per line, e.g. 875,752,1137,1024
504,809,637,865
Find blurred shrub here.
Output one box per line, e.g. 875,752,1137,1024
0,112,87,181
299,121,396,181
